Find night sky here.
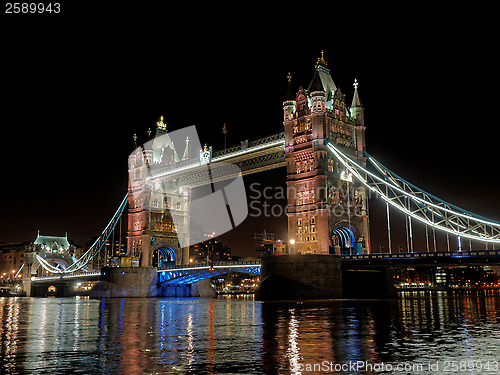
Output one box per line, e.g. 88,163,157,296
1,5,498,258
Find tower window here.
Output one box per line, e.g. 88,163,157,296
296,162,302,174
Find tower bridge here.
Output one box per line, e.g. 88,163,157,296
26,54,500,299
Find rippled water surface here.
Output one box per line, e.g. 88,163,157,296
1,292,500,374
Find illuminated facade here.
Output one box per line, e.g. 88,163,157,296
284,54,370,255
189,239,233,263
24,232,79,277
127,117,191,266
0,242,26,282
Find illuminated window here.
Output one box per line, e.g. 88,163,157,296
328,159,334,172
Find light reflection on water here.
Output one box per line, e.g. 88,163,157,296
0,292,499,374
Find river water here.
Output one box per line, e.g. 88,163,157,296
1,292,499,374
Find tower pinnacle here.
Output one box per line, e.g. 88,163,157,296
351,79,363,108
316,50,328,69
156,116,167,131
350,78,364,125
285,72,295,101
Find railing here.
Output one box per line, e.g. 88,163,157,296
158,260,261,272
342,249,500,261
148,133,285,181
212,132,285,159
31,270,102,282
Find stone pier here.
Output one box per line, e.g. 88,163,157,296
89,267,216,298
90,267,158,298
255,254,343,300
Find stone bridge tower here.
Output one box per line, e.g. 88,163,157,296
284,54,370,255
127,117,191,266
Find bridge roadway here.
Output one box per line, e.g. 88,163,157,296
157,260,261,286
30,270,102,283
30,250,500,285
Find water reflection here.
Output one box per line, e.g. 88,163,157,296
261,292,500,374
0,292,499,374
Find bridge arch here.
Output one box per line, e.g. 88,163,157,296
152,246,177,267
331,224,362,255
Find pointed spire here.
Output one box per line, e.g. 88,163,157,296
147,128,152,140
284,72,295,101
351,78,363,108
182,136,190,160
350,78,364,125
310,68,324,92
132,133,138,148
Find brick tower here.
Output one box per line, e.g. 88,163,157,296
284,54,370,255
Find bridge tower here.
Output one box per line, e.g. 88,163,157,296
284,54,371,255
127,117,191,267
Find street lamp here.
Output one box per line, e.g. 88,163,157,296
289,239,295,254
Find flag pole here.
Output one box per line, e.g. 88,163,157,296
222,123,228,151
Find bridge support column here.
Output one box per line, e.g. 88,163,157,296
256,254,342,300
22,250,38,297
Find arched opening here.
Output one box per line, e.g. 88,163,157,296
331,226,361,255
152,247,176,267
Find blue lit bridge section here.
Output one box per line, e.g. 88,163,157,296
157,260,261,286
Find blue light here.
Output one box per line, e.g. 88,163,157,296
122,272,125,275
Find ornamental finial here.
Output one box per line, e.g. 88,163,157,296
156,115,167,130
316,50,327,68
353,78,359,90
287,72,292,83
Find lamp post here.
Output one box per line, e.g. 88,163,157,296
289,239,295,254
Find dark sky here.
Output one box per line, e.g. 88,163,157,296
1,4,498,257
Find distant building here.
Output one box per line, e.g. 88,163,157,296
31,232,73,253
273,241,287,255
190,239,234,263
1,232,81,281
26,232,80,276
0,242,27,282
254,230,287,255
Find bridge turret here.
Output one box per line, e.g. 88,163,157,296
350,79,366,157
350,79,364,126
